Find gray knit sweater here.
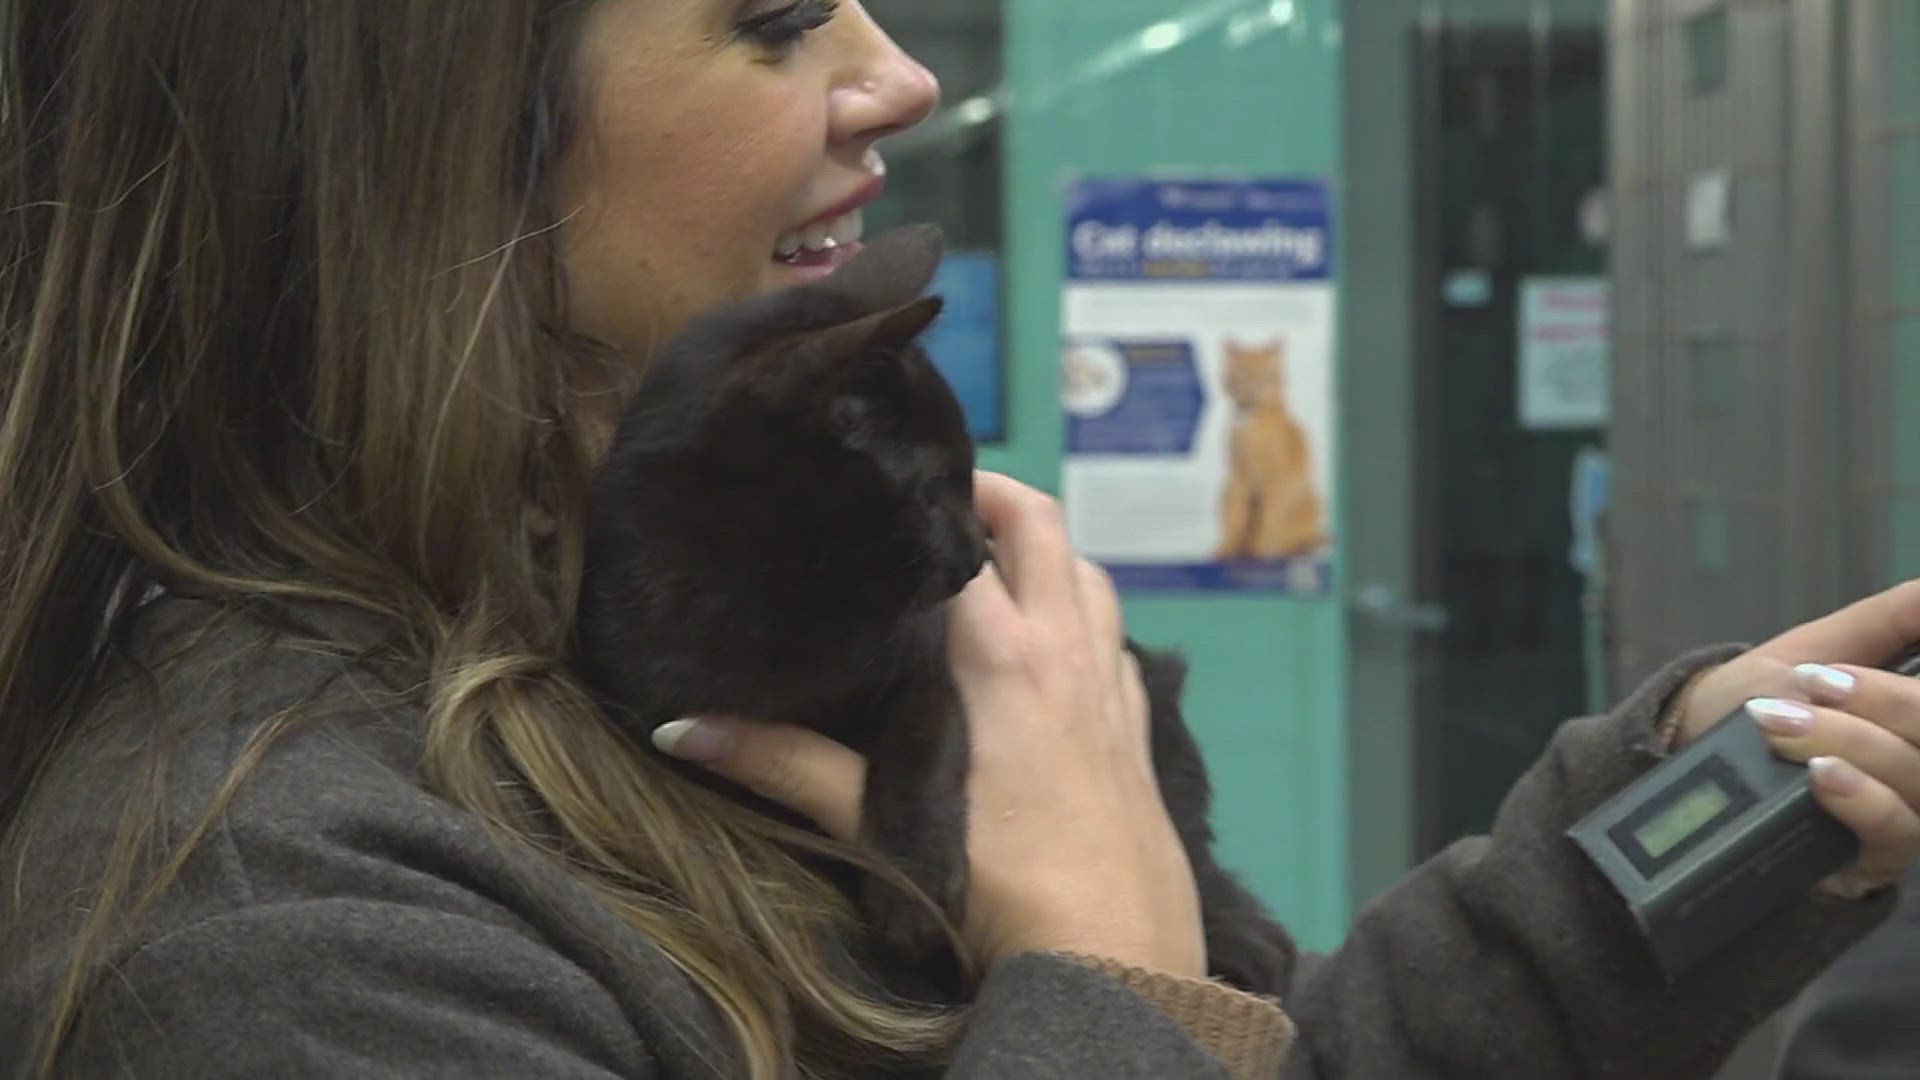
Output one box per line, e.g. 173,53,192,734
0,596,1895,1078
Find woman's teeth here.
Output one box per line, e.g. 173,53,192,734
774,208,864,261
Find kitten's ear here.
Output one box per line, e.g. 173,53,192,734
663,226,944,356
793,296,946,436
750,295,944,416
870,294,946,349
810,224,946,318
809,294,946,362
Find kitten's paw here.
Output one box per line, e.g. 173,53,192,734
1206,915,1298,998
1193,863,1298,997
861,873,967,995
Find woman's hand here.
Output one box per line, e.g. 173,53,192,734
647,471,1206,978
1671,580,1920,896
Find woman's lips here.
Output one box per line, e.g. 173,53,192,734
772,239,863,279
792,175,886,235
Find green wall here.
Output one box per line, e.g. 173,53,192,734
995,0,1349,950
991,0,1620,950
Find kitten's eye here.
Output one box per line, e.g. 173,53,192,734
734,0,840,58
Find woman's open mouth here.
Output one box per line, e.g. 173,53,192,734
772,207,864,269
772,163,884,277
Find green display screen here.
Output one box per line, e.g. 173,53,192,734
1634,781,1732,859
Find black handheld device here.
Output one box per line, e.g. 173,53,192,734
1568,648,1920,982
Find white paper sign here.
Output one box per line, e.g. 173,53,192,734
1517,276,1610,430
1686,169,1732,251
1062,178,1337,595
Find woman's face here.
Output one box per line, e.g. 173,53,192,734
553,0,940,360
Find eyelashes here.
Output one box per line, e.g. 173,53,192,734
735,0,841,56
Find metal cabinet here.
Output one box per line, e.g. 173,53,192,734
1608,0,1903,690
1612,6,1918,1072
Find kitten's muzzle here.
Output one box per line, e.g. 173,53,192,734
917,517,990,605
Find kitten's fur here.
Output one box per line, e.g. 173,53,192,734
575,225,1296,1002
1216,339,1329,562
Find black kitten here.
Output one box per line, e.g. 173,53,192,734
574,224,1296,1002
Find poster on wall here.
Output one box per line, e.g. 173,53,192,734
1517,276,1610,430
924,251,1005,443
1061,177,1337,595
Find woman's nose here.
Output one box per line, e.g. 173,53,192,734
829,5,941,146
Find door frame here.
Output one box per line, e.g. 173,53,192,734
1339,1,1610,914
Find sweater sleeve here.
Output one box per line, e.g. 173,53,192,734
1282,646,1898,1080
1050,953,1294,1080
61,902,1291,1080
61,900,657,1080
1775,869,1920,1079
948,953,1271,1079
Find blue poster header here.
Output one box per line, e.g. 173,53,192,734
1066,177,1335,283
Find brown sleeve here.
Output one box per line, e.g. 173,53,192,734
1285,645,1897,1080
1053,953,1295,1080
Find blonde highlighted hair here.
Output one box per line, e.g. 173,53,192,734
0,1,957,1076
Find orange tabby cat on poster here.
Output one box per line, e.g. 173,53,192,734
1214,338,1329,561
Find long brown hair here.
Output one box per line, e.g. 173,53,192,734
0,1,957,1076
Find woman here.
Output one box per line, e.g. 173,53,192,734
0,2,1916,1077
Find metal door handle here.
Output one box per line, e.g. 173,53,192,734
1349,583,1449,633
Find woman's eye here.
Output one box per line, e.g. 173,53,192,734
735,0,841,57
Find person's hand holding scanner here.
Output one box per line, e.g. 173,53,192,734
1673,581,1920,897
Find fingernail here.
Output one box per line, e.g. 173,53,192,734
1810,756,1864,796
651,718,733,764
1795,663,1857,700
1747,697,1815,736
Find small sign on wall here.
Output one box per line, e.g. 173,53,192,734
1686,169,1733,251
1517,276,1610,431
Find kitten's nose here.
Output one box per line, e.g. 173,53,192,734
961,517,989,575
933,555,981,601
940,565,974,600
922,525,989,605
